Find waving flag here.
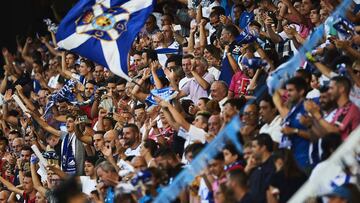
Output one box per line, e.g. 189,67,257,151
56,0,155,81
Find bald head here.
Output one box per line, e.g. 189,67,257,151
0,190,10,203
13,138,24,153
104,130,118,148
131,156,147,172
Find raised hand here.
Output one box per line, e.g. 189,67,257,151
101,145,112,158
3,89,12,102
26,37,33,44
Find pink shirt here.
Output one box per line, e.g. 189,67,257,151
229,71,250,98
331,102,360,140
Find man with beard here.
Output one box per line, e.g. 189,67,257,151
77,80,96,119
305,76,360,140
305,86,337,137
154,147,183,183
93,65,106,87
273,77,311,170
122,124,141,157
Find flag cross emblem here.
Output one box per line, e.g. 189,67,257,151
76,3,130,41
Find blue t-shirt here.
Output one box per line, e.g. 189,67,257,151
239,10,254,30
282,101,310,169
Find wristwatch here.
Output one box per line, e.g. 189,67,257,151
293,128,299,134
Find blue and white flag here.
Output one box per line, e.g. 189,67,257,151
145,87,178,111
56,0,155,81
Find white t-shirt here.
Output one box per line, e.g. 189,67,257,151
48,74,60,89
259,115,283,143
309,161,357,203
208,67,221,80
124,144,141,157
80,176,97,195
306,88,320,99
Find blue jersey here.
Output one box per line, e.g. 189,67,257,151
282,101,311,169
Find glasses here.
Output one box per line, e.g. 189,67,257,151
242,112,257,116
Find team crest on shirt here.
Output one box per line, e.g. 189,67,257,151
75,2,130,41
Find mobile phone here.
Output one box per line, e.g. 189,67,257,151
78,115,88,122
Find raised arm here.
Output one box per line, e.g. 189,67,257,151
21,37,34,65
30,158,47,197
150,61,164,89
158,99,190,131
74,120,93,145
28,111,61,137
224,45,240,73
199,19,207,48
0,176,23,195
15,85,36,112
60,52,73,79
40,36,60,57
131,69,151,102
272,90,289,118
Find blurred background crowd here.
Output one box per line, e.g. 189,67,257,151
0,0,359,202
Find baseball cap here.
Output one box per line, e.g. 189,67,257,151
325,185,351,200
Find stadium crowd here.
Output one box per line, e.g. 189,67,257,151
0,0,360,202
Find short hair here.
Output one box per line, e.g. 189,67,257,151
224,97,246,111
199,97,210,104
331,76,352,95
118,78,127,86
182,54,194,60
171,65,185,80
295,69,312,84
184,142,205,157
96,161,117,173
249,20,262,29
143,139,158,157
319,85,329,93
253,133,273,152
196,111,211,122
80,59,95,71
87,80,97,86
213,153,224,161
165,55,182,67
228,169,248,187
223,25,240,38
134,103,146,110
66,114,76,120
21,145,32,152
143,49,158,61
94,130,106,136
85,156,98,166
123,123,140,134
194,56,208,68
204,45,221,60
154,147,177,159
224,143,241,160
213,80,229,93
286,77,308,95
210,6,226,17
148,14,157,22
259,94,276,108
9,130,21,137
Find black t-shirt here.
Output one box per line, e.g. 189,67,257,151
270,170,307,203
248,156,276,203
238,193,255,203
